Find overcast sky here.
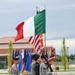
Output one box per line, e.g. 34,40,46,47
0,0,75,55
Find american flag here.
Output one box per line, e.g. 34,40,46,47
28,34,43,52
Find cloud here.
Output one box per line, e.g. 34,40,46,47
0,31,16,38
48,3,75,11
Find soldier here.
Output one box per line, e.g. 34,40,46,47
40,55,49,75
31,53,38,75
10,56,20,75
32,54,40,75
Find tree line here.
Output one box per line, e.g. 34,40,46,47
56,54,75,62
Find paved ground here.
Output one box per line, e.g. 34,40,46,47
57,72,75,75
1,72,75,75
47,72,75,75
0,68,75,75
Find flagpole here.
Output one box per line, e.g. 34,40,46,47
36,6,40,14
43,9,46,55
36,7,53,72
44,34,46,55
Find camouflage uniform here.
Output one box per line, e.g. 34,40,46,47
10,63,20,75
40,62,49,75
31,61,36,75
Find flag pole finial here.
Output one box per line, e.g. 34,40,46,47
36,6,40,14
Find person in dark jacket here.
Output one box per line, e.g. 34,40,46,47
33,54,40,75
31,53,39,75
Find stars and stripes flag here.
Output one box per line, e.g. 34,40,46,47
28,34,43,52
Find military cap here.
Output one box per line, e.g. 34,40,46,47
13,56,20,60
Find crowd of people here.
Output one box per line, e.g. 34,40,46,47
31,53,57,75
10,53,57,75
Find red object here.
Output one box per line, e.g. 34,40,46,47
15,22,24,41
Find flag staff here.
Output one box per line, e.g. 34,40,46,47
36,6,40,14
44,5,47,55
36,7,53,73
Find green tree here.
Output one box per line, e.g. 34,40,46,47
56,55,61,62
73,54,75,60
7,41,13,69
69,54,74,60
61,38,68,71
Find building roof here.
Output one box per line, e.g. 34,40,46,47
0,37,28,43
0,37,33,49
0,37,51,56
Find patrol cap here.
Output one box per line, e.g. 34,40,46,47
13,56,20,60
41,55,47,59
32,52,39,59
33,54,40,61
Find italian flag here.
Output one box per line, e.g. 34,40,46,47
15,9,46,41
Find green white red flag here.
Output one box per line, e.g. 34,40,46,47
15,9,46,41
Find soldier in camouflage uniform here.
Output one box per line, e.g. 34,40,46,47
40,55,49,75
10,56,20,75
